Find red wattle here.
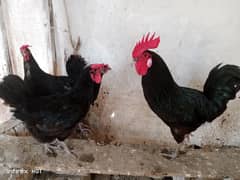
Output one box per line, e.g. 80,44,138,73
91,73,102,84
135,59,148,76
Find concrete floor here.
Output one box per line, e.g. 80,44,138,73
0,134,239,179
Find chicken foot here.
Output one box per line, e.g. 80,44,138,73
78,122,92,137
44,139,77,158
161,134,193,159
161,142,187,159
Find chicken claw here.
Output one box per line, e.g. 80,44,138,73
161,141,187,160
44,144,57,157
44,139,77,158
78,122,92,137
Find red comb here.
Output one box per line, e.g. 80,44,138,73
91,63,104,69
90,63,110,69
132,32,160,58
20,44,31,51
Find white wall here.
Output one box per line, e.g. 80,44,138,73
1,0,54,77
0,0,240,146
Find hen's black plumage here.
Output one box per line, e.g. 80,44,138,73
66,54,100,105
0,66,94,143
22,46,100,105
66,54,87,82
142,51,240,143
21,46,87,96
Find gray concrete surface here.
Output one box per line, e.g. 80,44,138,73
0,135,239,179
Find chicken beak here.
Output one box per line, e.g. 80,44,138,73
102,66,111,74
104,65,111,72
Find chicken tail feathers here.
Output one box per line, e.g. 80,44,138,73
66,55,87,81
204,63,240,120
66,36,88,82
0,75,26,108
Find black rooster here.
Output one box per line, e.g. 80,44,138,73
0,62,110,156
132,33,240,158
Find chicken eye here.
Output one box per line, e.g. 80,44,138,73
143,53,149,58
90,69,96,74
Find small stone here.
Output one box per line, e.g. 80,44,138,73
79,153,95,163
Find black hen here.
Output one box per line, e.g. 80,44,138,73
20,44,87,96
65,54,100,105
21,44,101,105
0,64,110,155
132,33,240,157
